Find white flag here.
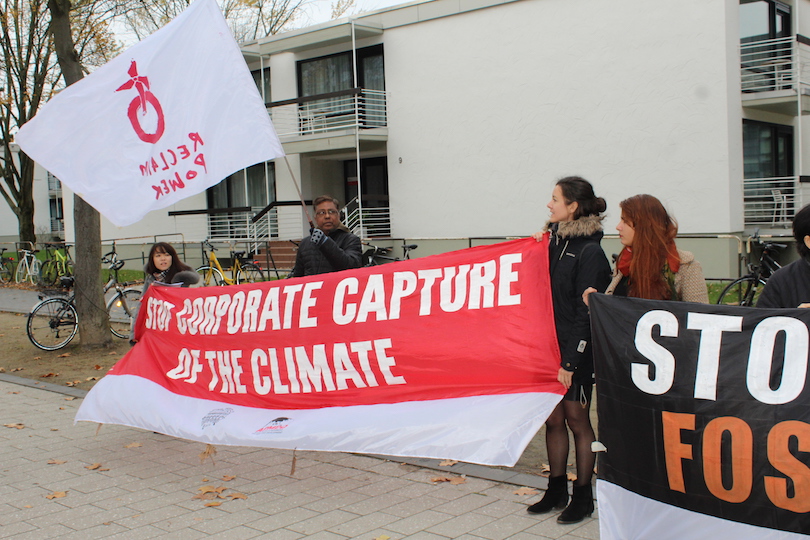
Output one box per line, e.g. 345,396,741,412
15,0,284,227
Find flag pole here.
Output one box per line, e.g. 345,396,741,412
283,155,313,229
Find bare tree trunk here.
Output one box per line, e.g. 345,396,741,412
48,0,111,349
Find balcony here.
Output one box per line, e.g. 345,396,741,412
743,176,810,227
269,88,387,152
741,36,810,115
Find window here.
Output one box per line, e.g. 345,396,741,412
743,120,793,178
297,45,384,96
740,0,791,44
251,67,271,104
207,161,276,210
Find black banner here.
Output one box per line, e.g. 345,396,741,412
590,294,810,535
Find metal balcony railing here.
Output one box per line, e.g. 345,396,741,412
743,176,810,227
269,88,387,138
740,36,810,93
342,197,391,238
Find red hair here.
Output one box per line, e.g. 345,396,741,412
619,194,679,300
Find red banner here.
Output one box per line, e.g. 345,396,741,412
77,238,563,465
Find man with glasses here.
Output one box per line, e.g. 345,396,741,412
290,195,362,277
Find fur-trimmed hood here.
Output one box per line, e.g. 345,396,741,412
544,214,605,239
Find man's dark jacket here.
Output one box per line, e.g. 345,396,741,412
290,227,362,277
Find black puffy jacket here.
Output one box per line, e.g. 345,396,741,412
547,216,611,382
290,227,362,277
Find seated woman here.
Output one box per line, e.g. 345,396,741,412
585,194,708,303
130,242,198,343
757,203,810,308
142,242,199,292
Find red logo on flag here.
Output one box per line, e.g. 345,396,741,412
116,60,166,144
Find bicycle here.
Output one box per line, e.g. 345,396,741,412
14,245,41,285
716,231,785,306
363,243,418,266
0,248,15,283
102,250,143,339
40,243,74,286
27,276,78,350
196,239,265,286
27,251,143,350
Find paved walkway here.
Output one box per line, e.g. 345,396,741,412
0,285,600,538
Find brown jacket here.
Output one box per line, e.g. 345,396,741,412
605,249,708,303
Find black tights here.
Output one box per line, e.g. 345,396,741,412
544,398,595,486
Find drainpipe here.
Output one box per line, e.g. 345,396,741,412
351,18,364,238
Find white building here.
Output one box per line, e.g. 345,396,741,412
6,0,809,275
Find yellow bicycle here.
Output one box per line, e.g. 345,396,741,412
196,239,265,286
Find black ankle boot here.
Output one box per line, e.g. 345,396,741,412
557,483,594,524
527,475,569,514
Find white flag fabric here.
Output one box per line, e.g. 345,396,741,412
15,0,284,227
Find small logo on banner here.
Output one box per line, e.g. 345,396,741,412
116,60,166,144
254,417,292,435
201,408,233,429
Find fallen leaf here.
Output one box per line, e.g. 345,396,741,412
99,468,110,471
203,501,222,507
58,353,71,358
198,486,218,494
85,377,99,381
221,475,236,481
23,505,32,509
64,397,75,401
439,459,458,467
430,475,466,485
32,357,41,360
12,367,24,372
45,491,67,499
124,442,142,448
199,444,217,464
65,381,81,387
202,477,209,482
11,326,20,329
47,459,67,465
94,364,104,370
58,407,65,410
108,352,117,355
566,472,578,482
4,423,25,429
192,492,218,501
85,463,102,470
40,373,59,378
50,428,58,432
8,391,20,394
513,487,538,496
374,536,391,540
228,492,247,500
0,367,5,372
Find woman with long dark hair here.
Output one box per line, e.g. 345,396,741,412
528,176,611,524
142,242,198,291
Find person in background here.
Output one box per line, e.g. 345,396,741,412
130,242,198,344
290,195,362,277
528,176,611,524
142,242,199,292
757,203,810,308
584,194,708,304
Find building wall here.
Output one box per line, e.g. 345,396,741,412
382,0,742,239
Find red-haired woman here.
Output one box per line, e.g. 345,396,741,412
585,194,708,302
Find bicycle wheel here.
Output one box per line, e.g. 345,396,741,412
15,260,28,283
27,297,79,350
717,276,766,306
236,263,265,284
40,260,58,286
195,265,226,286
0,259,13,283
30,259,42,285
107,288,142,339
